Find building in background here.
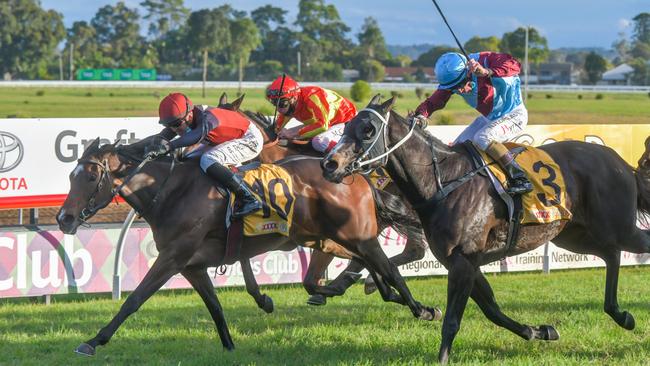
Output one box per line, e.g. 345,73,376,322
600,64,635,85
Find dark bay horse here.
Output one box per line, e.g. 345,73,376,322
217,93,428,304
321,95,650,364
56,136,439,356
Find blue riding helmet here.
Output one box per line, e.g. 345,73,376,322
435,52,468,90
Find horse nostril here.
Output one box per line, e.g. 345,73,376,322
59,214,75,226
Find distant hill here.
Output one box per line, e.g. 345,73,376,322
554,47,618,61
387,44,435,59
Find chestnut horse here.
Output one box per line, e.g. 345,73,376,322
56,136,439,356
321,95,650,364
218,93,428,305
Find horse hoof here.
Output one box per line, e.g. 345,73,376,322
261,295,274,314
418,306,442,321
538,325,560,341
620,311,635,330
74,343,95,356
364,277,377,295
307,294,326,306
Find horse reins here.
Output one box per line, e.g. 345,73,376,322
76,153,175,222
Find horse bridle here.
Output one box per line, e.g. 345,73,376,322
348,108,418,174
348,108,491,208
75,154,172,223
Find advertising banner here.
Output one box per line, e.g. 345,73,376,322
0,227,309,298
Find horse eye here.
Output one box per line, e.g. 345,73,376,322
362,125,375,139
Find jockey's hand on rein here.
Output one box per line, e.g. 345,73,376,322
144,140,171,159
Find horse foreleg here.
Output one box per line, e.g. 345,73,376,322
365,228,427,295
182,268,235,350
356,239,440,322
75,254,182,356
603,251,635,330
470,272,559,342
241,259,274,313
439,249,475,365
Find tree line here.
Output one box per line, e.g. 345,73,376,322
0,0,648,85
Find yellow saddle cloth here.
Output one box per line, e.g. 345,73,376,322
478,143,572,224
367,167,392,190
231,164,296,236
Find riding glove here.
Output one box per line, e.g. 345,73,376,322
144,140,172,159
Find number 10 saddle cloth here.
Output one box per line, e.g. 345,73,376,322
478,143,573,224
229,164,296,236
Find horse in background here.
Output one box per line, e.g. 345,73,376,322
322,95,650,363
217,93,428,305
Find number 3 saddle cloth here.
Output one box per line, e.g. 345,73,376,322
478,143,572,224
230,164,296,237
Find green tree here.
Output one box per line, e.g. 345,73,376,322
229,17,261,92
612,31,630,64
91,2,157,67
500,27,548,64
412,45,458,67
463,36,501,53
0,0,65,79
187,8,231,96
357,17,389,61
251,5,286,39
295,0,351,64
631,13,650,59
584,52,608,84
359,59,385,82
395,54,412,67
140,0,189,39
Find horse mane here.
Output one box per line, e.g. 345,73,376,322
243,110,278,140
387,108,450,155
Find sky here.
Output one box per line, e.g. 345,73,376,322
40,0,648,49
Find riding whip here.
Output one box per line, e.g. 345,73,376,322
271,73,286,125
430,0,469,60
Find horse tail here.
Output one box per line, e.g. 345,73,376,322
371,187,422,238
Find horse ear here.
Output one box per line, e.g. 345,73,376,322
82,137,101,158
379,96,397,114
367,94,382,107
232,93,245,111
218,92,227,106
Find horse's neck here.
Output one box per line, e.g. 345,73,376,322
386,127,463,207
116,158,182,216
260,144,321,163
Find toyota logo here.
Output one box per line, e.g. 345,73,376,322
0,131,24,173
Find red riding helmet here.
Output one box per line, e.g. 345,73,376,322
159,93,193,126
266,75,301,101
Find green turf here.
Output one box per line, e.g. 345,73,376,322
1,267,649,365
1,87,649,125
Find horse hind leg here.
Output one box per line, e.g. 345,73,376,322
471,271,560,342
602,251,635,330
182,268,235,350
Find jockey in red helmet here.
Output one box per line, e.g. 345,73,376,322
145,92,263,218
266,75,357,153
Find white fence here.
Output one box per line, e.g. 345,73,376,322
1,80,649,93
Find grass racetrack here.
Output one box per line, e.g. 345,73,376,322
0,87,649,126
1,267,649,365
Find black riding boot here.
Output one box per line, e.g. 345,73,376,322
485,141,533,195
206,163,263,218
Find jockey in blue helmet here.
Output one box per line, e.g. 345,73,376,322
413,51,532,195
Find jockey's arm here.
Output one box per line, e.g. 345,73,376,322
297,95,331,138
415,89,453,118
168,114,211,150
479,52,521,77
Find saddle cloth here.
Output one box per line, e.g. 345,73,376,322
230,164,296,236
366,167,392,190
478,143,572,224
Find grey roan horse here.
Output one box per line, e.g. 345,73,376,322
56,136,439,356
321,95,650,363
